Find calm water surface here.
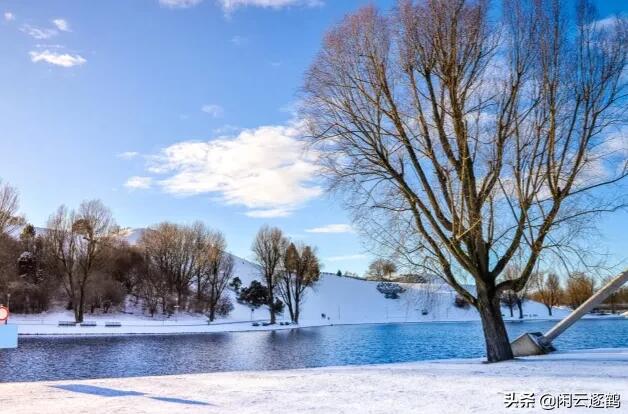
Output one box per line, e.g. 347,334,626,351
1,318,626,382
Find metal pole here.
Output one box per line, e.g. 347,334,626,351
543,270,628,343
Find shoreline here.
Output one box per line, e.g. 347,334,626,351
11,314,625,337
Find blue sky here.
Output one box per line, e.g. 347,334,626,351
0,0,626,275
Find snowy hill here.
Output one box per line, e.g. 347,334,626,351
224,257,571,325
10,231,575,334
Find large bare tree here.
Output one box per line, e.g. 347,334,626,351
252,225,287,324
46,200,117,322
195,229,234,321
302,0,626,361
139,222,202,309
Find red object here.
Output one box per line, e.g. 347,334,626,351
0,306,8,322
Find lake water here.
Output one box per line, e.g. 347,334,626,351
1,318,626,382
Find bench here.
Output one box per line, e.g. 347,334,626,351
58,321,77,327
105,322,122,327
80,321,97,327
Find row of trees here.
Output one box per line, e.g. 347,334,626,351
1,199,236,322
0,180,322,324
137,221,234,321
530,272,628,316
136,222,234,321
496,268,628,319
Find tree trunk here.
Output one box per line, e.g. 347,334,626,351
547,304,553,316
77,302,84,323
73,298,80,323
285,287,294,323
268,282,276,324
477,287,514,362
76,286,85,323
208,307,215,322
517,299,524,319
293,291,301,323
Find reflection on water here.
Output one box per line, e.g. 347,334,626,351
0,318,626,382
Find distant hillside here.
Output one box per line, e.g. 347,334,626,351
10,227,572,332
225,257,570,325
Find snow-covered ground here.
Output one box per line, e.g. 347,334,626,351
1,348,626,413
9,255,586,335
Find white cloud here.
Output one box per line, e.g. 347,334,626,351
231,35,248,46
201,104,224,118
125,176,153,190
326,254,367,262
246,208,293,218
34,43,64,49
21,24,57,39
52,18,70,32
4,12,15,22
306,224,354,234
117,151,140,160
29,50,86,67
138,123,321,217
219,0,323,12
159,0,203,8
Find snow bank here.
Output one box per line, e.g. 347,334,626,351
1,348,626,413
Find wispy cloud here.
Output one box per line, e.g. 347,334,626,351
212,124,242,135
201,104,224,118
306,224,354,234
159,0,203,8
132,122,321,218
231,35,248,46
246,208,293,218
326,254,367,262
117,151,140,160
219,0,323,11
29,50,86,67
52,18,70,32
21,24,58,39
590,16,626,30
4,12,15,22
125,176,153,190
